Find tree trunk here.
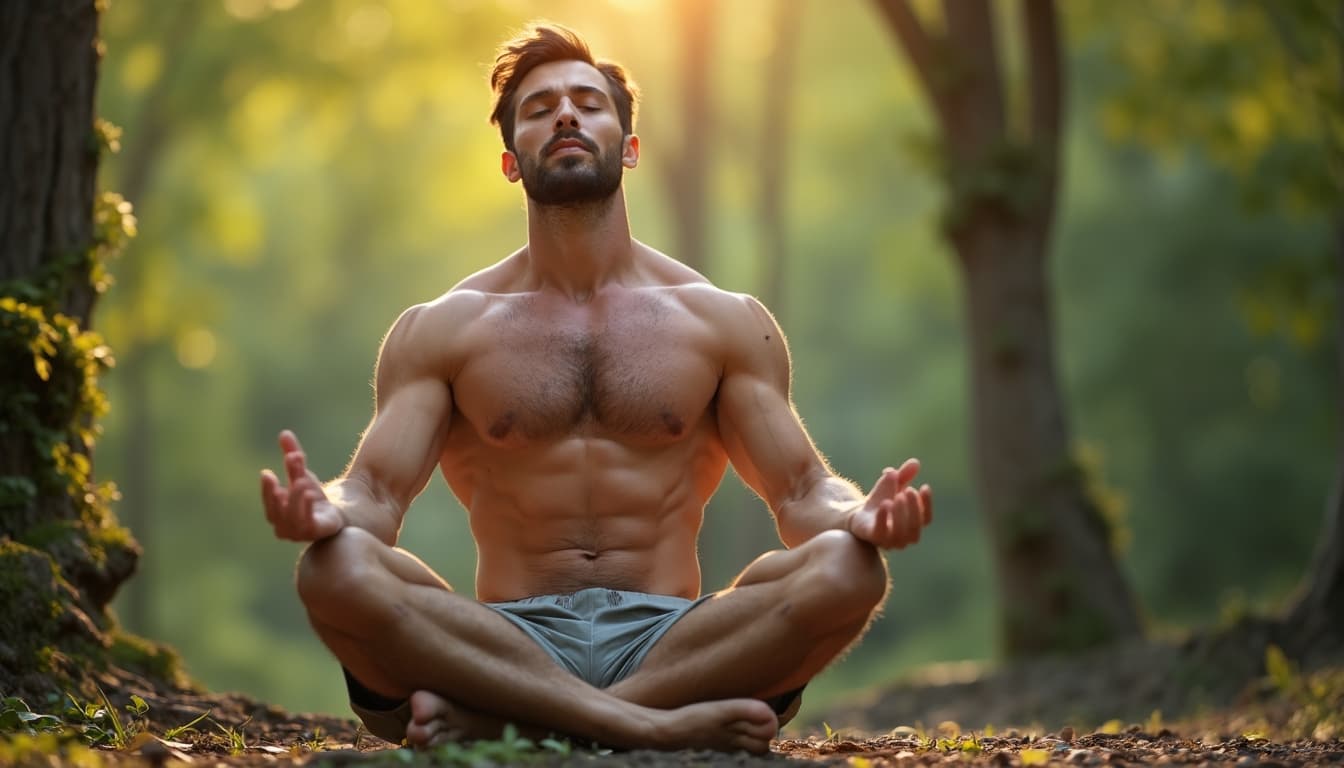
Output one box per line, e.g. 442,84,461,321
875,0,1143,656
959,223,1142,652
1284,212,1344,657
0,0,173,699
662,0,715,275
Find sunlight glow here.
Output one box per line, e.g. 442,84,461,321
176,327,218,370
346,4,393,49
223,0,269,21
120,43,162,93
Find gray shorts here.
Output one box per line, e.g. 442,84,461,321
345,588,710,743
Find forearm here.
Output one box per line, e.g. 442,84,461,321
774,474,865,548
322,475,402,545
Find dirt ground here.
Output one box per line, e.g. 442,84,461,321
5,630,1343,767
16,682,1340,768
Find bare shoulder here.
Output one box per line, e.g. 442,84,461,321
385,251,528,346
633,241,777,326
376,256,526,384
657,278,789,383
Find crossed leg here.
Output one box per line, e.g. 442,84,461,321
297,527,777,753
297,527,886,753
606,529,889,708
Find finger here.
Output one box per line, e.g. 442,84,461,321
867,467,900,503
280,475,315,534
893,458,921,488
278,429,303,455
885,495,908,548
260,470,280,523
920,484,933,526
873,500,892,543
903,492,923,545
284,449,309,485
897,492,919,546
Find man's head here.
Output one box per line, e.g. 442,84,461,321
489,23,641,206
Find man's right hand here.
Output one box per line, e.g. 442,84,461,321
261,430,345,542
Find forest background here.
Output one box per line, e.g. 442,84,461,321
90,0,1339,729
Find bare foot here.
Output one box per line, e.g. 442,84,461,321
407,690,776,754
646,699,779,754
405,690,536,747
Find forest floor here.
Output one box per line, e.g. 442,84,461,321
4,624,1343,767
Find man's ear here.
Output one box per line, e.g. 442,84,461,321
621,135,640,169
501,151,522,183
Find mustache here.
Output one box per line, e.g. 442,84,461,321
542,131,599,156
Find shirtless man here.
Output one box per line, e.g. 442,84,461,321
260,24,933,755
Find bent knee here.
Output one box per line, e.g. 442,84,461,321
798,530,888,614
296,527,387,615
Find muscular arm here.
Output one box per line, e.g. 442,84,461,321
714,294,932,550
262,297,465,546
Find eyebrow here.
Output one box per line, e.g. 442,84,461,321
518,84,610,112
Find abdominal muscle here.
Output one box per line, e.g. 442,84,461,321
452,433,723,603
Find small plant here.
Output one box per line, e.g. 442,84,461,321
821,721,845,743
214,718,250,756
162,709,211,741
420,725,577,766
0,697,64,736
1265,645,1344,739
299,726,328,752
61,689,147,749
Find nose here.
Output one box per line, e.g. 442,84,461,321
553,97,580,130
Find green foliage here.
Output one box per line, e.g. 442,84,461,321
1082,0,1341,346
214,718,248,756
106,632,190,690
0,541,67,660
0,298,117,506
1264,645,1344,739
421,724,575,766
57,690,146,750
159,709,210,741
0,697,64,736
0,732,107,768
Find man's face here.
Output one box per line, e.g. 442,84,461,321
502,60,638,205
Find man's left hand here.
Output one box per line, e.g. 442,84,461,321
847,459,933,550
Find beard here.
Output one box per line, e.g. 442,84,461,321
519,133,624,207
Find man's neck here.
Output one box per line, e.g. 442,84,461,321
524,190,635,301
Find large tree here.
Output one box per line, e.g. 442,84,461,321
871,0,1143,656
1093,0,1344,658
0,0,176,700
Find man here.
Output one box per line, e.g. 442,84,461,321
260,23,932,755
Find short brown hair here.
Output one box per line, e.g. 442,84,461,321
489,23,639,154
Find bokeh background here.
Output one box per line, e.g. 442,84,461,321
92,0,1338,727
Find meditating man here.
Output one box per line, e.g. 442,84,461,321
259,23,933,755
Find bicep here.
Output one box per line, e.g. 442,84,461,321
345,305,455,513
347,377,451,511
715,298,828,511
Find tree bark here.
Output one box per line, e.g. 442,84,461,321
874,0,1143,656
0,0,158,698
1284,211,1344,656
1,1,104,534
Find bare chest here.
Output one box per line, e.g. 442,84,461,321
453,298,719,444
